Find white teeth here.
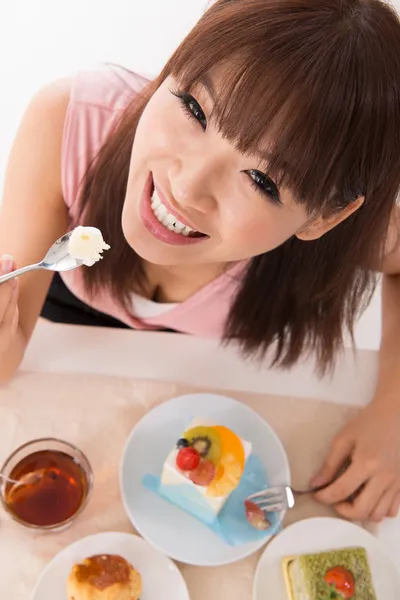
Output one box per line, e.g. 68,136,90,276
174,221,185,232
150,189,199,236
151,195,160,209
157,204,167,218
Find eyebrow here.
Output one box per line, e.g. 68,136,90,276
259,152,293,187
198,74,219,104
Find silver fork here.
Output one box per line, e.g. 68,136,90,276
246,484,307,513
246,459,357,514
0,232,82,284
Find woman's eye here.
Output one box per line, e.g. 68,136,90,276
247,169,281,206
172,89,207,130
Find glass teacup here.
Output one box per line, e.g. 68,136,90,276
0,438,93,531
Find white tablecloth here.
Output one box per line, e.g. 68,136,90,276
4,318,397,594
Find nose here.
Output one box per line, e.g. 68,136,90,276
168,157,218,214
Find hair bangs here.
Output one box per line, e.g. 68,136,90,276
162,0,400,213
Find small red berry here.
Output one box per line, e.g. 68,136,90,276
176,447,200,472
244,500,271,531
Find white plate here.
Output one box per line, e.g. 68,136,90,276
253,516,400,599
31,531,189,600
120,393,290,566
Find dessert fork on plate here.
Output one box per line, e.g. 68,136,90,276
244,483,330,531
246,484,297,513
245,481,339,513
245,458,359,514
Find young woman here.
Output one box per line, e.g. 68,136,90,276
1,0,400,522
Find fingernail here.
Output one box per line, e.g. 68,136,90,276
310,475,326,487
0,254,14,275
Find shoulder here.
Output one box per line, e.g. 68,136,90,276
17,64,149,155
61,65,149,217
4,78,72,209
20,77,71,141
69,64,149,112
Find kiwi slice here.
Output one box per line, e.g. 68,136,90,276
191,436,211,457
183,425,222,464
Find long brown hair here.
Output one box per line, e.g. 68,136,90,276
79,0,400,373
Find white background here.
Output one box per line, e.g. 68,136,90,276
1,0,399,351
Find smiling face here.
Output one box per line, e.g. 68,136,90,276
121,73,313,267
121,67,364,268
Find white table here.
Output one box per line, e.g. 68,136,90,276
20,318,400,570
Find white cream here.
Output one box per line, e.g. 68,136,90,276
288,560,311,600
69,226,110,267
161,418,252,515
151,189,196,237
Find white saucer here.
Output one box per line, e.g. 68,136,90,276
120,392,290,566
31,531,189,600
253,516,400,599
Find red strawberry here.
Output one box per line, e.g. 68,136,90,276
176,447,200,472
324,566,355,599
244,500,271,530
188,459,215,486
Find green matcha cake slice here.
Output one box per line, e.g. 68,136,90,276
282,546,377,600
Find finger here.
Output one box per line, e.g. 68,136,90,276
0,255,15,275
3,280,18,328
0,255,16,320
0,282,15,324
370,485,399,522
388,490,400,518
315,461,368,505
311,436,354,488
11,304,19,337
335,478,390,521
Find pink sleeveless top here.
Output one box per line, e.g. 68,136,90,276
61,65,244,337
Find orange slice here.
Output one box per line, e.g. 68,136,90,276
206,453,242,497
212,425,245,469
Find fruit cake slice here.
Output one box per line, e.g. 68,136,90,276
282,547,377,600
161,418,252,515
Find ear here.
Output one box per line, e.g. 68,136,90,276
296,196,364,241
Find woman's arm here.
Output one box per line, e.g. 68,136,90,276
373,207,400,410
312,208,400,521
0,79,71,382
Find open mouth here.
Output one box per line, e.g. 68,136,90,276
150,186,207,239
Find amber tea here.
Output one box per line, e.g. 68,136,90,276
4,448,89,528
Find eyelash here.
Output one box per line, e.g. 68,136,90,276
170,88,281,206
247,170,281,206
171,88,207,130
